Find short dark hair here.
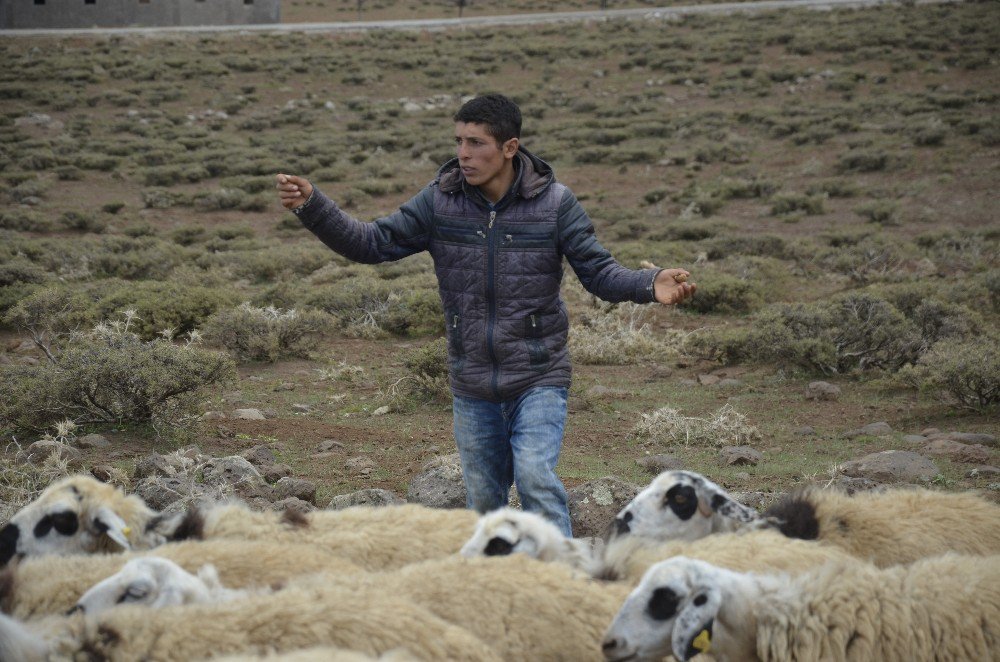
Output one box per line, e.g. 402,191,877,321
453,94,521,146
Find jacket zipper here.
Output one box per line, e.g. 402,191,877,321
486,209,500,400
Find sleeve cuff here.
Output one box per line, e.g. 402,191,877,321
291,188,318,217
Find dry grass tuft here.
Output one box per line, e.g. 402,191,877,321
629,403,761,447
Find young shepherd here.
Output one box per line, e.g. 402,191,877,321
603,553,1000,661
168,501,480,571
1,538,364,620
0,475,173,566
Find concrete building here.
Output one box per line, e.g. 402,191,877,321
0,0,280,29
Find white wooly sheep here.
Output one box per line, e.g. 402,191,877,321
603,552,1000,662
317,555,633,662
608,470,765,544
599,528,860,585
762,485,1000,567
211,647,419,662
4,581,503,662
73,557,248,616
170,501,480,571
0,475,173,567
2,538,364,620
614,469,1000,568
460,507,602,574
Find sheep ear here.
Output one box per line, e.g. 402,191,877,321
92,507,132,550
697,496,713,518
708,492,760,524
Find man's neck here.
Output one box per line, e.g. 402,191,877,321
481,161,516,204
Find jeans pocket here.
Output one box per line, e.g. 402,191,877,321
446,309,465,373
523,311,550,372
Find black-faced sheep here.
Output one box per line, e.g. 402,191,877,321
2,539,363,619
168,501,479,571
0,475,173,566
603,553,1000,661
460,507,601,574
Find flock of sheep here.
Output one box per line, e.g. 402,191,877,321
1,468,998,661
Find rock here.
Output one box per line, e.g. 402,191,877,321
697,374,720,386
261,409,279,419
921,439,992,464
201,456,266,489
328,488,406,510
966,466,1000,478
318,439,345,452
345,456,376,474
134,476,191,511
840,450,938,483
421,453,462,472
242,445,277,468
902,434,928,444
719,446,763,467
716,378,742,388
636,454,684,475
678,379,698,387
843,421,893,439
567,476,641,539
406,460,466,509
262,464,293,483
133,452,192,480
200,411,226,421
232,408,265,420
919,427,941,437
75,433,111,449
273,477,317,505
829,476,883,495
372,405,390,416
928,432,997,447
793,426,816,436
291,404,313,413
806,381,841,401
21,440,82,468
272,497,315,515
90,465,116,483
274,382,296,391
730,491,780,510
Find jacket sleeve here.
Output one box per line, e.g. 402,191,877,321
292,185,434,264
557,188,660,304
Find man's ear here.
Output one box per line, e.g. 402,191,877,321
503,137,519,159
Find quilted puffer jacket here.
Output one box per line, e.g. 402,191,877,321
294,147,661,402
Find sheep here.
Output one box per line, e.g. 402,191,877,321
602,552,1000,662
2,538,364,619
609,470,765,544
212,647,419,662
319,555,633,661
72,556,249,616
4,580,504,662
614,469,1000,568
168,501,480,571
0,475,174,566
460,507,602,574
762,485,1000,566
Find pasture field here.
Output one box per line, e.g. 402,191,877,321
1,1,997,508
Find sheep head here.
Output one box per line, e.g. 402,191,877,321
72,557,220,616
461,508,582,565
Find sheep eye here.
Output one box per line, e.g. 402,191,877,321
693,594,708,606
118,585,149,603
647,587,680,621
483,537,515,556
51,511,80,536
673,494,687,504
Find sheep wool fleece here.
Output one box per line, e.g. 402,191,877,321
294,147,660,402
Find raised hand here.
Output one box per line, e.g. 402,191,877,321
275,173,314,210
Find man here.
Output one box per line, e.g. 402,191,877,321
277,94,694,536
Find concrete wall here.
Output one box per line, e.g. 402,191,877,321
0,0,280,29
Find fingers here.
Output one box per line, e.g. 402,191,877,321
275,173,311,210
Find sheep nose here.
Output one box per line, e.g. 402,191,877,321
0,523,19,566
614,512,632,537
601,635,630,660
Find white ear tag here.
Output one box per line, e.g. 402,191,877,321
93,507,133,550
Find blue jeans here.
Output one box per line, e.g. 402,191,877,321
452,386,572,537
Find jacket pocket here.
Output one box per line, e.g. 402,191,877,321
446,309,465,373
523,311,550,372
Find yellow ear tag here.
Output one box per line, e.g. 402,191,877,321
122,526,132,537
692,629,712,653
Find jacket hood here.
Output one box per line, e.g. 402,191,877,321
436,146,554,201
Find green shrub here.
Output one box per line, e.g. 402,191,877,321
95,280,234,339
837,149,895,172
0,318,235,432
570,304,682,365
0,209,52,232
202,302,329,362
402,337,450,400
60,211,106,233
690,294,925,374
770,193,826,216
382,288,444,337
684,272,763,314
900,338,1000,411
855,200,900,224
